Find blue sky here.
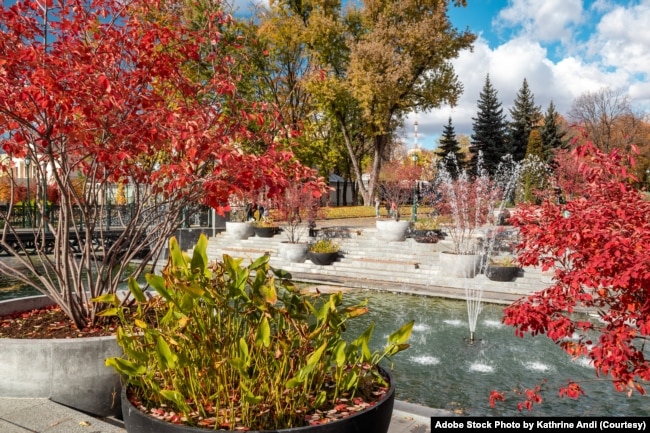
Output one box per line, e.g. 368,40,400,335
229,1,650,148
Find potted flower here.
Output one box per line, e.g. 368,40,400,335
410,217,443,243
252,217,279,238
308,238,340,265
100,234,413,433
485,255,520,282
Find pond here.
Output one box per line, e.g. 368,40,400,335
340,289,648,417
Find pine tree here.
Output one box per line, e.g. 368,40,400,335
436,117,464,179
539,101,568,165
508,78,542,163
470,74,508,176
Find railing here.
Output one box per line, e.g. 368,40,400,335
0,204,215,229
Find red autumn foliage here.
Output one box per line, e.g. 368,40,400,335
0,0,326,329
494,141,650,410
379,159,421,220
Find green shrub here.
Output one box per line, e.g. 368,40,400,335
309,239,339,253
414,217,439,231
97,234,412,431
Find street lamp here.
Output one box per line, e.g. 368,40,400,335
411,152,419,222
25,156,31,228
42,161,48,232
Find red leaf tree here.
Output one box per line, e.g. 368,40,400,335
379,158,421,221
493,141,650,409
0,0,325,328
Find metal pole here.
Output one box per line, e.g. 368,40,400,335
43,162,48,232
412,180,418,222
411,153,418,222
25,157,31,228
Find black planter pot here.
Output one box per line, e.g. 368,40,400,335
308,251,339,266
485,265,520,282
410,229,442,243
121,368,395,433
254,226,278,238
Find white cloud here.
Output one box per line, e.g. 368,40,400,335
495,0,584,43
404,1,650,149
589,2,650,76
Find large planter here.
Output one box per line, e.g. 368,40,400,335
225,221,255,240
375,219,410,242
280,242,310,263
485,265,520,282
121,367,395,433
0,296,122,417
308,251,339,266
254,226,278,238
438,251,483,278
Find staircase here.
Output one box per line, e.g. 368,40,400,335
200,225,550,305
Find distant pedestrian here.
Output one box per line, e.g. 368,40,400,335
375,197,381,218
390,201,397,219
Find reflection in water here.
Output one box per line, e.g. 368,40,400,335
0,258,40,301
341,290,648,417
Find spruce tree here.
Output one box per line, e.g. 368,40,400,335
436,117,464,179
470,74,508,176
508,78,542,163
539,101,568,165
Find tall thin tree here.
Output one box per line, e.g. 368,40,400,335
539,101,568,166
470,74,508,176
508,78,542,162
436,117,464,179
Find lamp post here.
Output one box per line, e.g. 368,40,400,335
42,162,48,232
411,152,419,222
25,156,31,228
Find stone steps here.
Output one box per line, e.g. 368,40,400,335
200,226,549,303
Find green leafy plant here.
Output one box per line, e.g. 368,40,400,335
253,218,278,228
309,239,340,253
414,217,439,231
97,234,412,431
489,255,517,267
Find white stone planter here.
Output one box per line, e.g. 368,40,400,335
439,251,484,278
225,221,255,240
0,296,122,417
375,219,411,242
279,242,310,263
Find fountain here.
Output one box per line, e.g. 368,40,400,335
465,285,482,344
433,153,521,343
342,290,647,416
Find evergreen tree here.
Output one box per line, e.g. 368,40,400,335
508,78,542,163
470,74,508,176
539,101,568,165
436,117,464,179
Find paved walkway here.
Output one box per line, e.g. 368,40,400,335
0,397,446,433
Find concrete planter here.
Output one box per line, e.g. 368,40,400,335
375,220,410,242
0,296,123,417
279,242,310,263
438,251,483,278
225,221,255,240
